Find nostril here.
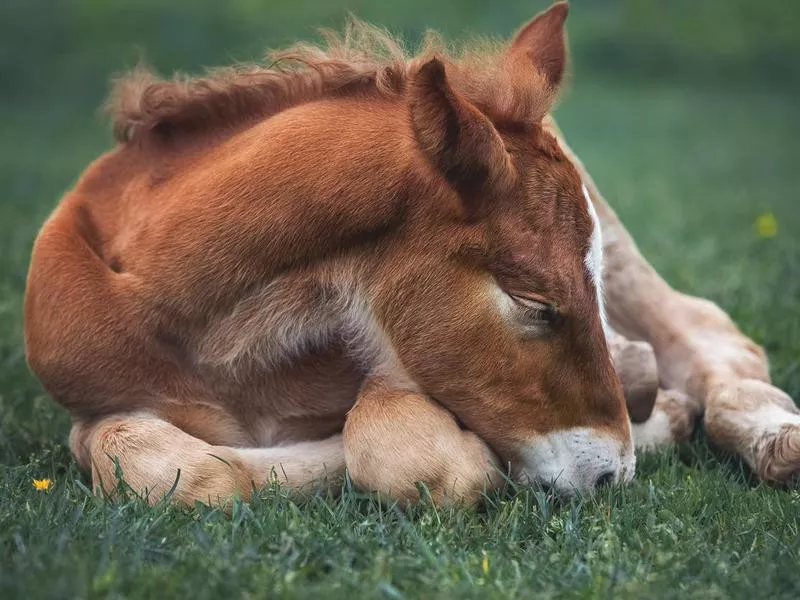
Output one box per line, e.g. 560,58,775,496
594,470,616,489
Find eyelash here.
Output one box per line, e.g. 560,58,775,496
511,295,560,326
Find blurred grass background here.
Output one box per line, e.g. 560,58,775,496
1,1,799,598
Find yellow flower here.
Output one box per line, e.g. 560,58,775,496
755,211,778,238
482,552,490,575
33,478,53,491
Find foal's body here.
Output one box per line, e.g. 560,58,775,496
25,5,799,505
33,94,551,503
48,100,405,436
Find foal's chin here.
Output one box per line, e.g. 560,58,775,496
515,427,636,496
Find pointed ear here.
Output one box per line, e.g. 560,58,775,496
509,1,569,89
409,58,511,215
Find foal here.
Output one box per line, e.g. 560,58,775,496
25,3,633,504
26,2,800,506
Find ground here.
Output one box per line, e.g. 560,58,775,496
1,1,799,598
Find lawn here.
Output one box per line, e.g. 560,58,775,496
1,1,799,598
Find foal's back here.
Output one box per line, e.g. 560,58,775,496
24,96,414,448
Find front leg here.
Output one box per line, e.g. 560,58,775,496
343,377,502,505
549,118,800,484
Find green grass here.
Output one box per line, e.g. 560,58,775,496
2,1,800,598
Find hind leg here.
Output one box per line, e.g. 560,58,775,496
593,181,799,481
343,377,503,505
550,120,800,483
70,413,345,505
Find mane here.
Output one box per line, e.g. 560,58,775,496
109,19,558,143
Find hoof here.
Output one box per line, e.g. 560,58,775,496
610,338,659,423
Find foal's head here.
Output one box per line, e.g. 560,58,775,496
377,2,633,495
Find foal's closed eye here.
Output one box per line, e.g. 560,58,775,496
510,294,561,329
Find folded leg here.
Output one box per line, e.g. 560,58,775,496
550,118,800,483
70,413,345,505
343,377,502,505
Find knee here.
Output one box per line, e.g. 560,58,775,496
76,414,250,504
344,396,500,505
345,432,497,506
69,417,131,472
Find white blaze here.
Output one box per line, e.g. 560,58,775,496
582,184,607,332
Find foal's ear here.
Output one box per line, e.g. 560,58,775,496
509,1,569,89
409,58,511,215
